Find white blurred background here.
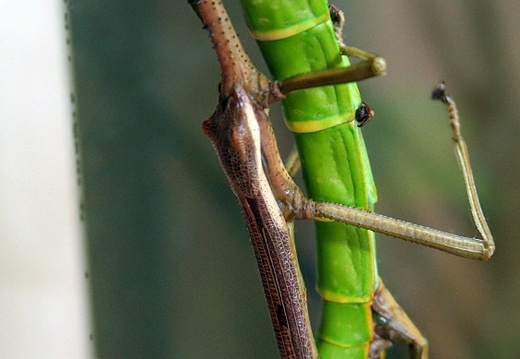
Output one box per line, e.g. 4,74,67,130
0,2,92,358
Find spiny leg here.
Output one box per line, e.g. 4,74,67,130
308,83,494,260
431,82,493,250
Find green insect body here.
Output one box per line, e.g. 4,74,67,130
240,0,379,357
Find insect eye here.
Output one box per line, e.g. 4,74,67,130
355,101,375,127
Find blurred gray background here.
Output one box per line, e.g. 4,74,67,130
69,1,519,358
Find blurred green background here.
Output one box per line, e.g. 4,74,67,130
69,1,519,358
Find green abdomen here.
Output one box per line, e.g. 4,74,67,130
240,0,379,356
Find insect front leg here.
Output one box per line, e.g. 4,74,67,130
306,83,494,261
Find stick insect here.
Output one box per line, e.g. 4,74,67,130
189,1,494,358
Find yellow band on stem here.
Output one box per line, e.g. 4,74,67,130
285,113,354,133
317,287,372,304
249,12,329,41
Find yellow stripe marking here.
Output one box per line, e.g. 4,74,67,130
317,287,371,304
285,113,354,133
250,12,329,41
